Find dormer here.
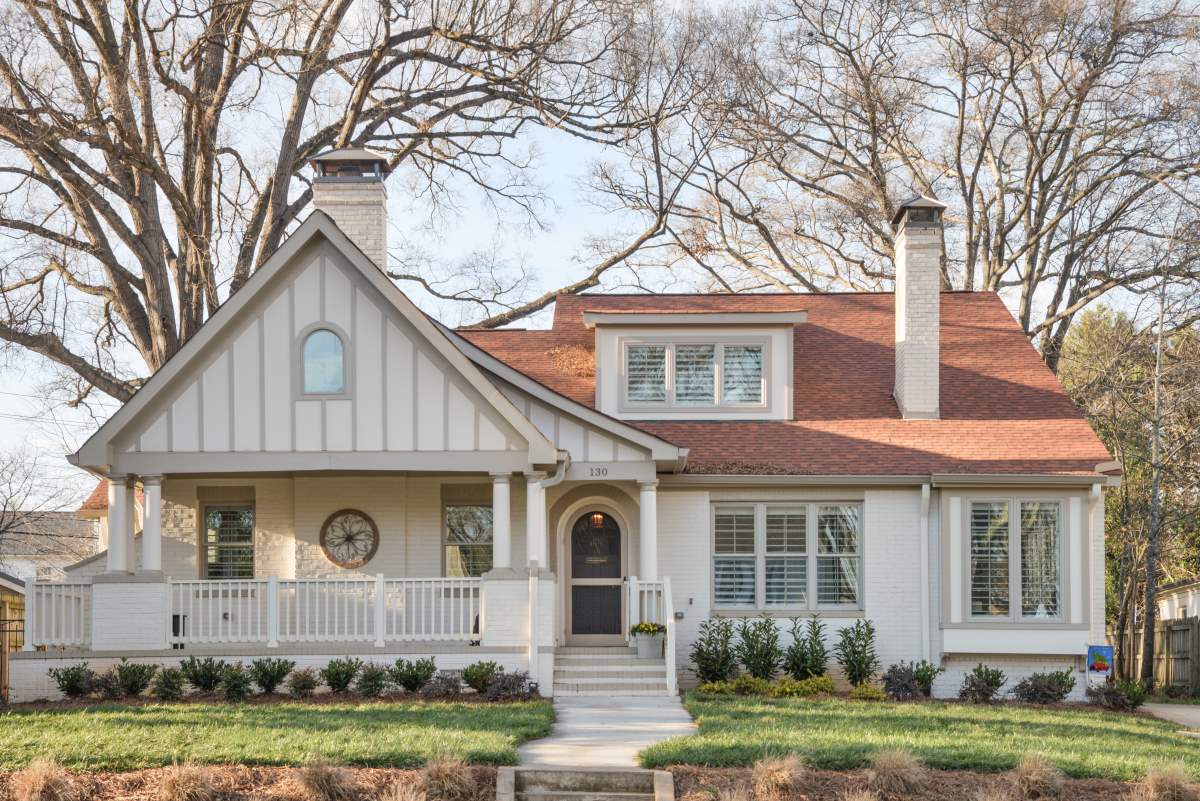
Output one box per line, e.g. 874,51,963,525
583,310,803,421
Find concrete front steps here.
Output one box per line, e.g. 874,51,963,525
499,767,674,801
553,646,670,697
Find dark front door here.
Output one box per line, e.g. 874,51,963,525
569,512,624,644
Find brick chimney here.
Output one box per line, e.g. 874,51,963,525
891,195,946,420
310,148,392,268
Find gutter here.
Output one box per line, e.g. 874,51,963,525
539,451,571,488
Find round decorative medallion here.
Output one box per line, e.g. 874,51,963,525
320,509,380,569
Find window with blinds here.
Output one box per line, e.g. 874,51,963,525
204,505,254,579
444,504,494,578
1020,502,1060,618
623,340,767,409
713,502,862,611
722,345,763,404
970,502,1010,616
714,508,756,606
966,498,1065,621
674,345,715,405
626,345,667,402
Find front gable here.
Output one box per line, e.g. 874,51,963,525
73,214,557,475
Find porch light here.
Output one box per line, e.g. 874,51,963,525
590,512,605,528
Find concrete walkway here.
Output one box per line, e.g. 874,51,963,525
518,696,696,768
1145,703,1200,731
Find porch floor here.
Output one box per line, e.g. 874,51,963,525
517,696,694,768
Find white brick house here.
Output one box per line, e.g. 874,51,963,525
12,149,1118,702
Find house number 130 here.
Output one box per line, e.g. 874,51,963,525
589,466,608,477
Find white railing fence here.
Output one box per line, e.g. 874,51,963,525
170,575,481,647
625,576,678,694
24,579,91,650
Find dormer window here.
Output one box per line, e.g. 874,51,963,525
623,340,765,410
302,328,345,394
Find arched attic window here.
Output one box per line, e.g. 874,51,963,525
302,328,345,394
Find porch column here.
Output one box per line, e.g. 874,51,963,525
105,475,131,574
525,472,547,569
491,474,512,571
639,479,659,581
141,476,163,573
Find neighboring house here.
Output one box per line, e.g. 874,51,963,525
1157,579,1200,621
0,511,98,582
12,149,1118,702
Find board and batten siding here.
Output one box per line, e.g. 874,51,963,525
496,380,650,464
120,241,526,457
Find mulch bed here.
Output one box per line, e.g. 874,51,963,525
0,765,498,801
670,766,1130,801
1,692,524,712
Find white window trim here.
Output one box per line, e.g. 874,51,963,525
201,502,256,580
965,497,1065,624
442,502,494,578
711,501,864,613
620,336,769,413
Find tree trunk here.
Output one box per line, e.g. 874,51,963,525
1139,276,1168,688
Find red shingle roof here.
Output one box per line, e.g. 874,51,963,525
460,292,1112,476
78,480,144,513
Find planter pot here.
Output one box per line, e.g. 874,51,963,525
635,632,664,659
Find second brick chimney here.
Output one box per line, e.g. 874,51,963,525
891,195,946,420
310,148,392,269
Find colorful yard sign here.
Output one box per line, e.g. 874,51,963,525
1087,644,1114,687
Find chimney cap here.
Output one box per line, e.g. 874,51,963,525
310,147,393,179
890,194,947,227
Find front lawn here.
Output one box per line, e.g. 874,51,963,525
640,694,1200,781
0,699,553,771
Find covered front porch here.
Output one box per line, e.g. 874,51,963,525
19,472,677,698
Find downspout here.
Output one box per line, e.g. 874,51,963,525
539,451,571,488
919,483,932,663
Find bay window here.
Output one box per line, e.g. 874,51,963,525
713,502,862,611
968,499,1061,621
624,340,765,409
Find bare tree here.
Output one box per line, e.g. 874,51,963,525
0,0,659,402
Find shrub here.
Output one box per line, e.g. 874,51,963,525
461,660,501,693
736,616,783,679
690,618,738,683
152,668,186,702
249,658,295,694
1132,763,1199,801
221,663,253,702
849,683,887,701
882,662,922,701
867,748,925,794
833,619,879,687
391,657,437,692
483,670,536,701
356,663,391,698
840,792,879,801
695,680,735,695
295,761,358,801
1011,754,1065,799
784,616,828,680
10,757,76,801
913,660,943,697
715,783,750,801
47,663,95,699
1013,670,1076,704
179,657,228,693
1087,678,1147,711
770,675,835,698
91,669,124,700
287,667,321,699
421,756,476,801
421,672,462,699
959,663,1007,703
731,674,772,696
113,660,158,698
158,762,216,801
752,754,804,800
320,657,362,693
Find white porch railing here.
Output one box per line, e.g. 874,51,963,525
169,575,481,647
626,576,678,695
23,579,91,650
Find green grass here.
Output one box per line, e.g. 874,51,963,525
639,694,1200,781
0,699,554,771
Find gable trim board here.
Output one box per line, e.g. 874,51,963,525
71,213,558,474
